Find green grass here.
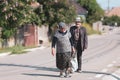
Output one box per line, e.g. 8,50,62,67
83,23,101,35
0,45,37,54
11,45,26,54
0,47,14,53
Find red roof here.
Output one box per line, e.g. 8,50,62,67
105,7,120,17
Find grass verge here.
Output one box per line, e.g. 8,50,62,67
0,45,36,54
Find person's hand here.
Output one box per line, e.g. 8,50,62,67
51,48,55,56
72,47,75,53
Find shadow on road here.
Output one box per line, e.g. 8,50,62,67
82,70,120,80
1,63,120,79
0,63,60,78
0,63,59,72
22,73,59,77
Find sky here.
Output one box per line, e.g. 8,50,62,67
97,0,120,10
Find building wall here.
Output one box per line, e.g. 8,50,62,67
38,25,49,46
0,24,49,48
93,21,111,32
23,24,38,47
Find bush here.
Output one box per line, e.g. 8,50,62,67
11,45,27,54
83,23,101,35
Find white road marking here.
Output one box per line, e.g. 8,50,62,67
95,69,108,78
102,75,118,80
112,73,120,78
101,69,108,72
107,64,113,67
95,74,103,78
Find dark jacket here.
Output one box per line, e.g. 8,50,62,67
70,26,88,51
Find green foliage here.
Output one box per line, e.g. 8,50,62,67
83,23,101,35
37,0,77,27
0,0,76,40
37,0,77,40
103,16,120,26
0,45,36,54
0,0,41,39
78,0,104,24
11,45,27,54
1,27,16,39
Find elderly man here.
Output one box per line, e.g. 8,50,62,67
70,17,88,73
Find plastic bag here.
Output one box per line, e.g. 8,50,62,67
71,54,78,72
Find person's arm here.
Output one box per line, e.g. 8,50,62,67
69,30,75,53
51,36,57,56
69,37,75,53
70,27,75,47
84,28,88,49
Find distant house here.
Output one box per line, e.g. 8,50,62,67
69,0,88,21
105,7,120,17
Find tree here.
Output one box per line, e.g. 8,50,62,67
103,16,120,26
37,0,77,39
0,0,41,39
0,0,77,43
78,0,104,24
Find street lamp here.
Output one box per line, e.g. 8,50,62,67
108,0,110,11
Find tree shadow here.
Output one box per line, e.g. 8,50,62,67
0,63,60,77
22,73,59,78
0,63,59,72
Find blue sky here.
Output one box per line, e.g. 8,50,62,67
97,0,120,10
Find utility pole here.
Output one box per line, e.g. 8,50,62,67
108,0,110,11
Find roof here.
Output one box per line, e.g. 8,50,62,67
69,0,87,15
105,7,120,17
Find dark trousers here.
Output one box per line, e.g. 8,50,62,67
76,46,82,70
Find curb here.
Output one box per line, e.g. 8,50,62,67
0,52,11,57
0,46,46,57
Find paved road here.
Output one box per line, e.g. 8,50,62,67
0,28,120,80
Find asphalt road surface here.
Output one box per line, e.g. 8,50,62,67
0,28,120,80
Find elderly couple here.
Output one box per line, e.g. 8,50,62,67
51,17,88,78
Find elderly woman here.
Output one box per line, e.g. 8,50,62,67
51,22,74,78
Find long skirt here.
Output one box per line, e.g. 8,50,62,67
56,52,71,70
